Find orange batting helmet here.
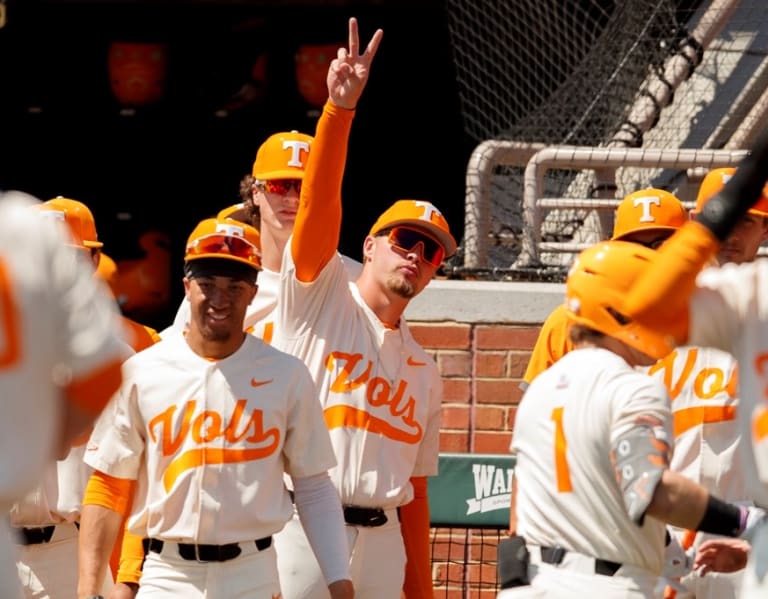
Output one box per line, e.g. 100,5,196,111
566,240,676,360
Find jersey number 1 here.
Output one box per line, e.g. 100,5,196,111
551,406,573,493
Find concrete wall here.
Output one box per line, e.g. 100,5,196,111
405,279,565,454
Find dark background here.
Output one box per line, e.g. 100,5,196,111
0,0,472,328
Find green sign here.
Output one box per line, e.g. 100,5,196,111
428,452,516,527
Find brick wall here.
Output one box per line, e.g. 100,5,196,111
409,322,540,455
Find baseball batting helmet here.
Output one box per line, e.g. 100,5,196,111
611,189,687,241
185,217,262,271
252,131,313,180
37,196,104,249
369,199,458,258
693,167,768,217
566,240,676,360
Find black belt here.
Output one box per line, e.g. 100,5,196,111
287,490,393,528
343,506,391,527
540,545,622,576
143,536,272,562
19,525,57,545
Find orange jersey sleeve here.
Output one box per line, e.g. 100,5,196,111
83,470,135,515
292,100,354,282
523,304,574,386
623,221,719,344
400,476,433,598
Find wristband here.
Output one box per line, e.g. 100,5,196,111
696,495,743,538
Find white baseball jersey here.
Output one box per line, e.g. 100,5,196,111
165,257,362,343
513,347,671,575
84,332,336,543
687,262,768,508
0,191,127,509
647,345,743,501
272,250,443,508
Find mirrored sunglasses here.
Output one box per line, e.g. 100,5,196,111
186,233,260,265
387,226,445,267
262,179,302,195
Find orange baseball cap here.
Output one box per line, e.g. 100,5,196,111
693,167,768,217
369,199,457,257
611,188,687,240
185,217,262,271
216,202,250,224
37,196,104,249
252,131,313,180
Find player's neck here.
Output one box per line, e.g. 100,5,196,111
185,327,247,360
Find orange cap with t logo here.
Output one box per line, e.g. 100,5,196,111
694,167,768,217
369,199,457,257
252,131,313,180
611,189,687,241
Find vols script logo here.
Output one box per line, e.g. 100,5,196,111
149,399,280,491
466,463,514,515
323,350,424,444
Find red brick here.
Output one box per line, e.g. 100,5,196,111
442,378,470,403
439,431,470,452
410,322,471,349
474,351,506,377
476,379,523,404
506,406,518,430
476,325,540,350
473,431,513,454
437,350,472,377
473,405,506,430
507,352,531,378
441,405,470,429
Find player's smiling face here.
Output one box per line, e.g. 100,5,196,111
185,274,257,345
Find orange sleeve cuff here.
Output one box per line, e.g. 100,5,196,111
624,221,719,344
401,476,434,598
65,358,123,416
83,470,135,516
116,528,145,585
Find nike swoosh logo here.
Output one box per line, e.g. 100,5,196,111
407,356,426,367
251,378,274,387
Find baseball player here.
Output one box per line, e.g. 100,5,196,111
0,190,127,599
522,188,688,389
657,169,768,599
76,216,352,599
163,131,362,344
620,137,768,598
500,240,766,599
270,18,449,599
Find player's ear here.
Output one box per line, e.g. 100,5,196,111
183,276,192,299
362,235,376,262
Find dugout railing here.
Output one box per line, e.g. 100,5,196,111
429,452,515,598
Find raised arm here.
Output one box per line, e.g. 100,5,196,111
292,17,383,282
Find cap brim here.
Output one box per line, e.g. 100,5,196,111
612,225,680,241
185,253,260,272
253,170,306,180
83,240,104,248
